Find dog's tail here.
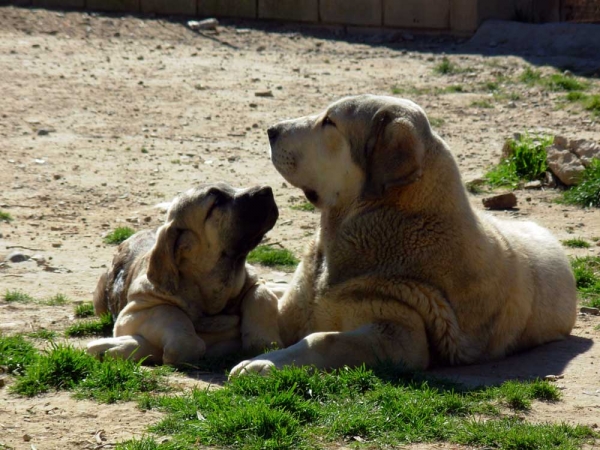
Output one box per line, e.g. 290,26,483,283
93,272,110,317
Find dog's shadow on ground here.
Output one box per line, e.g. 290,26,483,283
431,335,594,387
176,335,594,388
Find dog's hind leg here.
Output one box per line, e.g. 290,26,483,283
86,335,162,364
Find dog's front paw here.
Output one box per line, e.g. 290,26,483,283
229,359,276,378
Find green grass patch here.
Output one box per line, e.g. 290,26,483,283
471,99,494,108
3,289,35,303
290,201,316,212
0,210,13,222
74,302,95,318
444,84,465,93
27,329,58,340
571,256,600,308
127,365,592,450
64,313,114,338
562,159,600,208
566,91,587,102
104,226,136,245
429,117,445,128
519,67,542,85
485,134,553,189
562,238,591,249
545,73,588,92
9,342,169,402
519,68,588,92
583,94,600,116
44,293,69,306
434,57,462,75
0,334,38,375
248,245,299,269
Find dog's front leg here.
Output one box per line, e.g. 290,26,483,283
240,283,283,353
230,309,429,377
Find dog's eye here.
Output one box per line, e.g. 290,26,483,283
322,116,336,128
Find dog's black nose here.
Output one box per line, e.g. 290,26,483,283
267,126,280,142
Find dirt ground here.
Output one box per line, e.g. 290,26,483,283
0,6,599,449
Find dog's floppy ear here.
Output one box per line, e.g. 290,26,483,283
147,221,180,295
363,108,424,199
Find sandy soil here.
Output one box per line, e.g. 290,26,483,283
0,6,599,449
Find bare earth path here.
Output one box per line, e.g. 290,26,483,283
0,6,599,449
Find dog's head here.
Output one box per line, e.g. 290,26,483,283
147,183,278,303
267,95,434,209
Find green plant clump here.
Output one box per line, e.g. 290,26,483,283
104,226,136,245
0,334,38,375
74,302,96,318
563,159,600,208
121,365,593,450
0,210,13,222
64,313,114,338
485,134,553,188
562,238,591,249
434,57,461,75
8,342,168,402
248,245,299,269
3,289,35,303
571,256,600,308
290,201,316,212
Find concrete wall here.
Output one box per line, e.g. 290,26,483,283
14,0,568,34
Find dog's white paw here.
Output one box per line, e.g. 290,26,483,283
229,359,276,378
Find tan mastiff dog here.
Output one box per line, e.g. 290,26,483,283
88,183,282,365
230,95,577,376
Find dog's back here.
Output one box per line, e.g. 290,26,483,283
93,230,157,319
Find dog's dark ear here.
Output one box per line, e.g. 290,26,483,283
363,109,424,199
147,221,180,295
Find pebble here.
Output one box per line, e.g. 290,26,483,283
52,242,62,248
23,435,31,442
187,18,218,31
37,129,51,136
6,251,29,263
143,216,152,223
524,180,542,189
31,254,46,265
544,374,564,381
482,192,517,210
255,90,273,98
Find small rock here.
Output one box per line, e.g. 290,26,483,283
580,306,600,316
544,374,564,382
37,129,51,136
143,216,152,223
31,254,46,265
482,192,517,210
256,45,266,52
543,171,557,188
0,376,5,388
546,139,585,186
255,90,273,98
188,18,218,31
524,180,542,189
6,251,29,263
23,434,31,442
52,242,62,248
569,138,600,167
53,174,62,180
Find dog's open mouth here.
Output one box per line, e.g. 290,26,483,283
302,188,319,205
